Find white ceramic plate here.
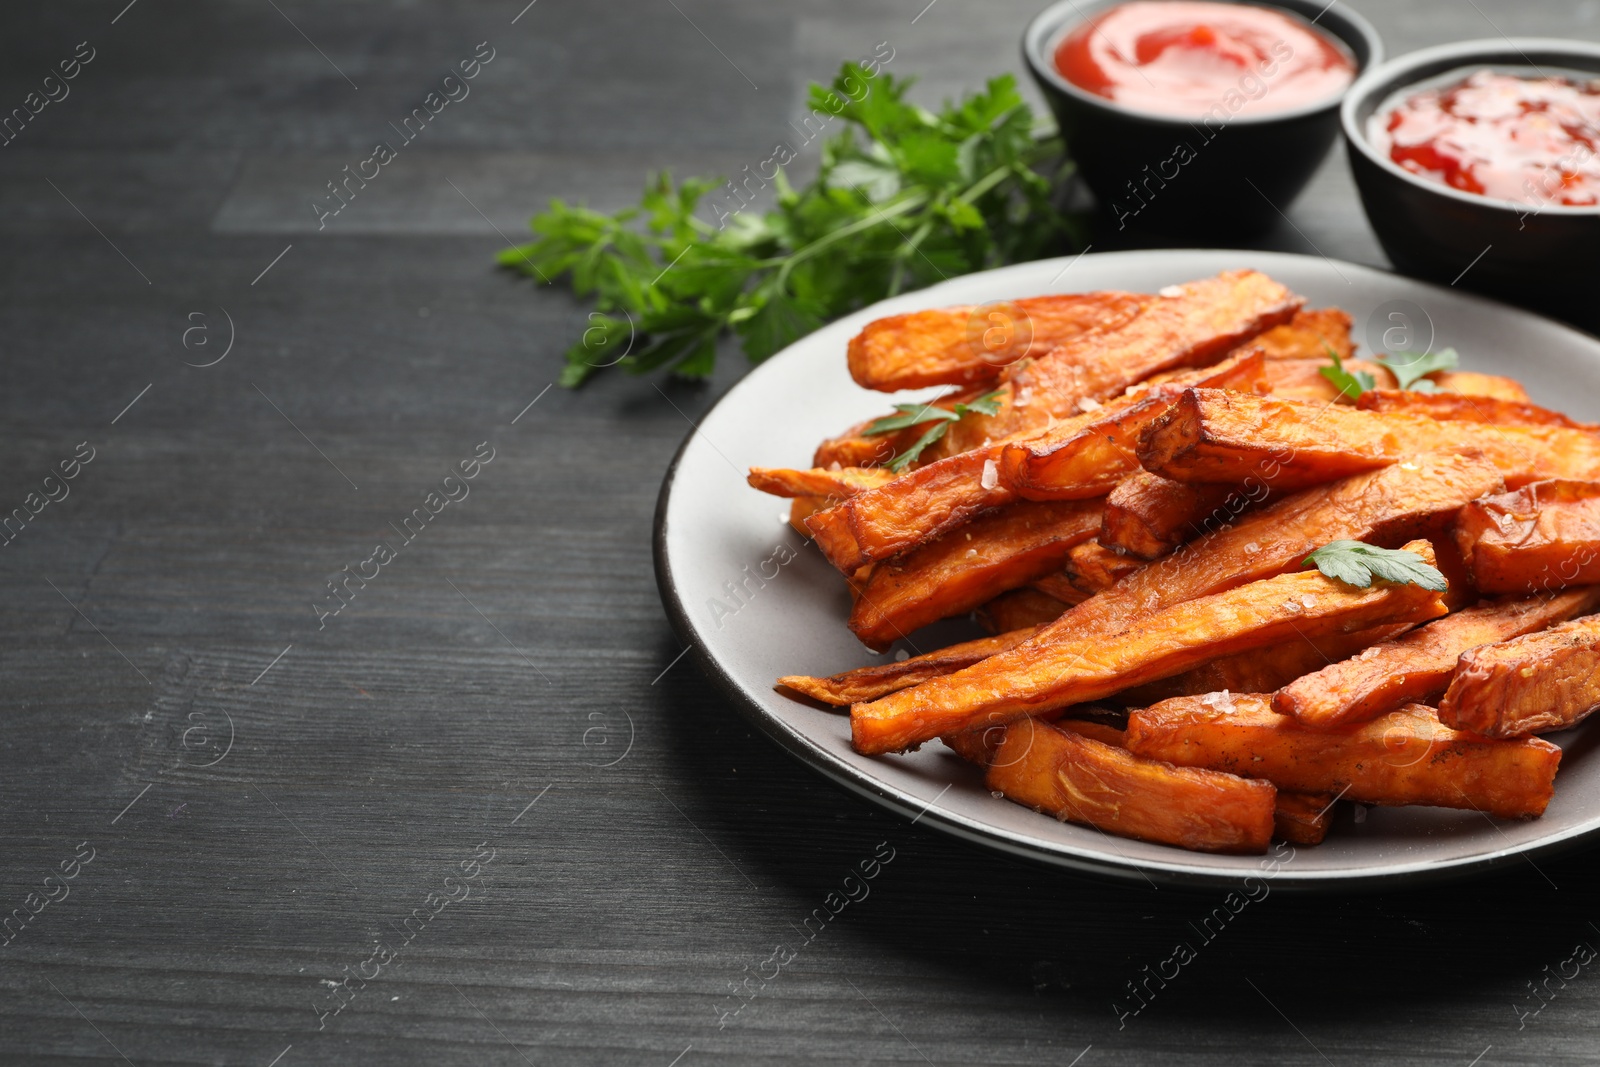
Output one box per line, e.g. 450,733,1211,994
653,249,1600,889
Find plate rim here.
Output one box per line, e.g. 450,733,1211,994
652,248,1600,891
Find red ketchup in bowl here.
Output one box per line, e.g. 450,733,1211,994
1053,1,1357,119
1374,70,1600,207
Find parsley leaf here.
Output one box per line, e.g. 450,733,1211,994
886,422,951,473
865,389,1005,471
961,389,1005,418
1377,347,1460,393
1318,349,1376,400
865,402,960,436
502,63,1083,385
1302,540,1448,591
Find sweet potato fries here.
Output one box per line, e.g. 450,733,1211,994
750,270,1600,857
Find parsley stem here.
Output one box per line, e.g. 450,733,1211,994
769,190,931,286
767,162,1024,288
957,164,1014,204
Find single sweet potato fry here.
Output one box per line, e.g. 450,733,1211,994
1272,791,1334,846
1252,307,1355,361
1455,480,1600,595
985,719,1277,854
939,725,995,766
778,626,1046,706
1275,588,1600,728
1100,472,1252,560
1439,614,1600,737
1000,348,1269,500
846,292,1147,392
1141,389,1600,489
807,447,1014,573
1356,390,1594,430
1125,696,1561,819
1121,623,1412,705
1263,357,1396,402
1281,588,1600,728
979,587,1075,631
848,499,1103,650
849,540,1449,753
747,466,898,499
1431,371,1530,402
949,716,1335,846
938,708,1106,765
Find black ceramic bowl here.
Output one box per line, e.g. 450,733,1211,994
1022,0,1383,237
1342,39,1600,326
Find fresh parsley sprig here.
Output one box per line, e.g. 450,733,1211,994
1318,345,1462,399
499,64,1081,386
865,389,1004,472
1318,349,1375,400
1377,347,1460,392
1302,540,1448,591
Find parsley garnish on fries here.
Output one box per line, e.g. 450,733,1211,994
1319,344,1460,398
1376,347,1460,392
865,389,1005,472
1302,540,1449,591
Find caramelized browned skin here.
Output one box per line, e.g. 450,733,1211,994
810,383,997,470
1356,390,1594,429
846,292,1147,392
1455,480,1600,595
777,626,1046,706
849,540,1449,754
848,499,1102,650
1275,588,1600,728
1100,472,1248,560
807,347,1271,574
1263,357,1396,402
1252,307,1355,361
806,447,1013,573
979,587,1075,631
1439,614,1600,737
949,270,1298,448
812,423,900,470
1140,389,1600,489
1052,455,1500,638
947,712,1343,846
1126,696,1561,819
935,271,1301,461
1054,717,1130,746
1122,624,1412,705
747,466,898,498
985,719,1277,854
1272,791,1334,846
844,458,1499,752
999,348,1268,501
1028,571,1095,606
1057,538,1142,597
1431,371,1530,402
938,707,1080,765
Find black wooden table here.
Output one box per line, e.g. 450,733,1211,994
4,2,1599,1064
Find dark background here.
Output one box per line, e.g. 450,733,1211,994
3,2,1599,1064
